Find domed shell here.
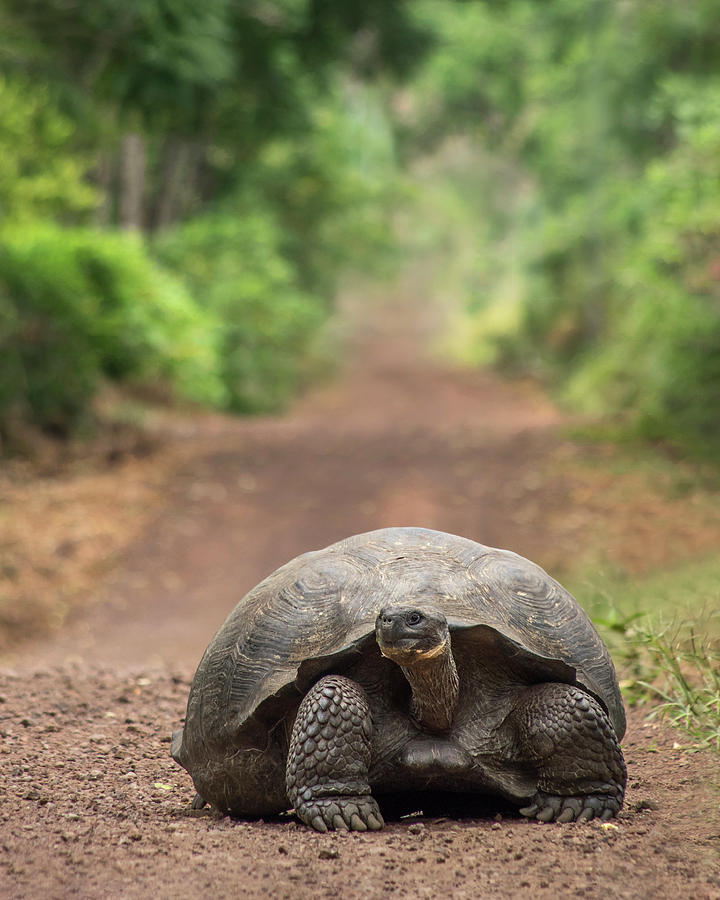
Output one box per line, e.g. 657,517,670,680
179,527,625,762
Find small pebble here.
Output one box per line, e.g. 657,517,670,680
408,823,425,835
318,848,339,859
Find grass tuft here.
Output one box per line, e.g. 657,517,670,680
574,558,720,753
629,620,720,752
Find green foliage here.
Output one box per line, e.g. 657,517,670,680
404,0,720,456
154,214,327,413
572,555,720,751
406,1,531,150
3,0,429,193
634,622,720,752
3,0,235,132
563,76,720,451
0,75,96,222
605,611,720,753
0,225,223,437
152,83,402,415
252,84,402,297
0,0,426,440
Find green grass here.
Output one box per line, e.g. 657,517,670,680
569,555,720,753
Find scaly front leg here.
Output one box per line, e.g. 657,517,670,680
286,675,384,832
507,682,626,822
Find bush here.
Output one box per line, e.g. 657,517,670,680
154,214,328,413
561,76,720,452
404,1,720,458
0,225,224,437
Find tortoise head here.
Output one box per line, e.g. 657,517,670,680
375,606,450,665
375,606,458,732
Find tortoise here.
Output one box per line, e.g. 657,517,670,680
171,527,626,831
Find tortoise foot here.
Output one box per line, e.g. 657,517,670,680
520,788,622,823
287,675,383,832
508,682,626,820
296,794,384,833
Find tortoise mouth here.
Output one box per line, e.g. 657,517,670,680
377,636,449,664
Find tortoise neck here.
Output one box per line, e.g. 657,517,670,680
401,642,459,733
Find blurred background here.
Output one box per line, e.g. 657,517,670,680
0,1,718,742
1,0,719,447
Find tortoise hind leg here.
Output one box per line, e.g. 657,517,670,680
507,682,626,823
286,675,384,832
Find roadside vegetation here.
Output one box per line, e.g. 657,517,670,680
401,0,720,460
570,557,720,753
0,1,412,446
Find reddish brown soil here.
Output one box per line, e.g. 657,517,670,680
1,668,718,899
1,292,719,898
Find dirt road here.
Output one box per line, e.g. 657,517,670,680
2,290,719,898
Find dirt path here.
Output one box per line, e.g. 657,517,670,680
2,288,719,898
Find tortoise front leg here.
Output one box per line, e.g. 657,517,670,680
286,675,384,832
507,682,626,823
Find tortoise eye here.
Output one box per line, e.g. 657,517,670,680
407,612,423,626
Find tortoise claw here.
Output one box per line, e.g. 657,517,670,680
190,793,207,810
296,795,383,832
350,814,367,832
311,815,328,833
521,791,621,824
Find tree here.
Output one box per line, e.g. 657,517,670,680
1,0,430,230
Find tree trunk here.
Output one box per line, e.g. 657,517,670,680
154,138,193,231
93,151,115,227
118,133,146,230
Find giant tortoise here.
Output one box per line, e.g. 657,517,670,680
171,527,626,831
